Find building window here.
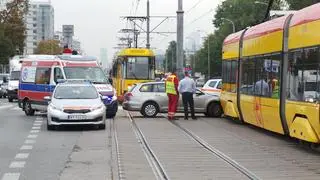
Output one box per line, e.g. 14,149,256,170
33,30,37,34
33,17,37,21
33,24,37,27
33,42,37,46
287,47,320,102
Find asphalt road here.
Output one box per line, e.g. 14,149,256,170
0,98,319,180
0,99,111,180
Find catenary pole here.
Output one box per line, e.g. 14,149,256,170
176,0,184,78
146,0,150,49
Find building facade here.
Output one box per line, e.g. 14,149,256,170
24,1,54,55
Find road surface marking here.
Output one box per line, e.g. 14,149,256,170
30,130,40,133
9,161,25,168
1,173,20,180
27,134,38,139
35,120,43,123
32,126,41,130
24,139,36,144
33,123,42,126
15,153,29,159
20,145,33,150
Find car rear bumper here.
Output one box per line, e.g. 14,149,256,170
122,101,141,111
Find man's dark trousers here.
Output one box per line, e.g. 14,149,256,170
182,92,195,119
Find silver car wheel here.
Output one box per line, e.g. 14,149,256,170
145,104,156,116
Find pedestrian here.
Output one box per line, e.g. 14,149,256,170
165,68,179,120
178,71,196,120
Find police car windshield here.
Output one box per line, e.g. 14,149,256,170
54,86,98,99
63,67,108,84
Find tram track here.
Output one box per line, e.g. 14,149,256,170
127,112,170,180
110,117,126,180
169,120,261,180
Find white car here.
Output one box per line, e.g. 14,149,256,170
46,81,107,130
201,79,222,96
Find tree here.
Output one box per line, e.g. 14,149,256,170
35,40,63,55
194,0,283,78
285,0,320,10
0,35,15,64
164,41,177,72
0,0,29,64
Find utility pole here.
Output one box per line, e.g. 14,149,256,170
176,0,184,78
208,36,210,79
146,0,150,49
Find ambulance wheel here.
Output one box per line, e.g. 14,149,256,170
141,102,159,118
24,100,35,116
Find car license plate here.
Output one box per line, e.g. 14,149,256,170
68,115,87,120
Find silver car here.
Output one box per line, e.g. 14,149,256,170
122,81,222,118
46,81,106,130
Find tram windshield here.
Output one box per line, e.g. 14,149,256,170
63,67,108,84
125,57,154,80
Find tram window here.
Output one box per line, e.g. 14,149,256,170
126,57,151,79
247,59,256,95
288,49,305,101
303,48,319,102
254,58,269,96
265,54,281,99
240,59,249,94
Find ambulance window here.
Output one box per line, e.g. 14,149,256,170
54,67,63,83
35,68,51,84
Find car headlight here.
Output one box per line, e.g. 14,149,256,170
49,104,63,111
91,105,104,111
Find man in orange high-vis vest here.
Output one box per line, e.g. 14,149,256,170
165,68,179,120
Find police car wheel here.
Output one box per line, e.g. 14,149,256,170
24,100,35,116
141,102,159,118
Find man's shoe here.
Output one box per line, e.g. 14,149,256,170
184,117,188,120
192,117,197,120
172,117,179,120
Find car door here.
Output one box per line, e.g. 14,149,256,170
153,83,168,112
193,89,207,112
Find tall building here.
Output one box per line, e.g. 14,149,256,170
24,1,54,55
100,48,108,71
72,39,81,51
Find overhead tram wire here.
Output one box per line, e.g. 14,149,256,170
185,0,206,15
153,8,213,49
185,8,214,27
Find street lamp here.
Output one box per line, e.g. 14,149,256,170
197,30,211,79
221,18,235,33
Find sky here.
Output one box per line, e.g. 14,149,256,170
49,0,224,61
